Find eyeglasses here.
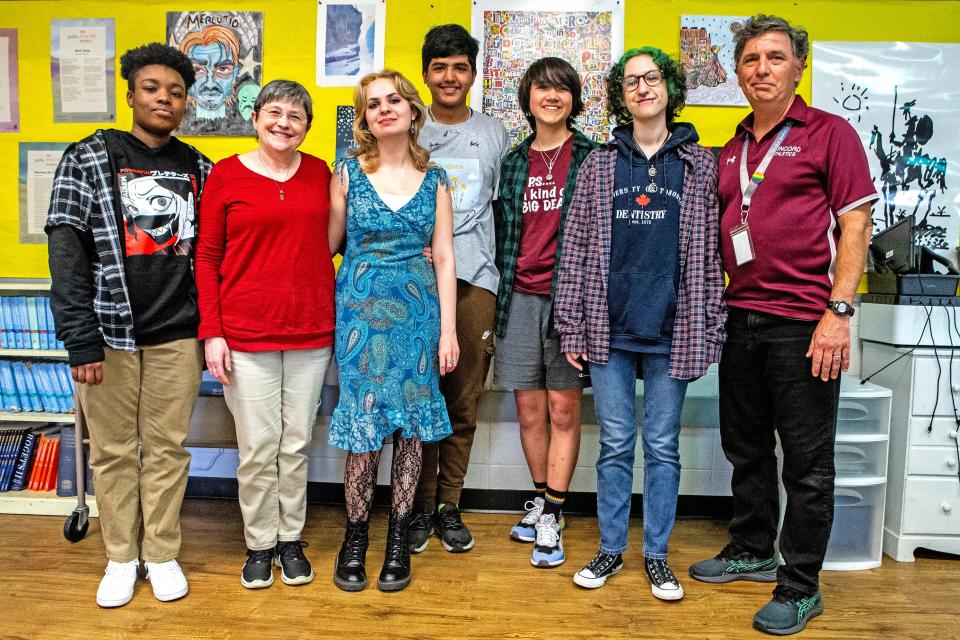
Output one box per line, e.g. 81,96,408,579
258,108,307,125
623,70,665,92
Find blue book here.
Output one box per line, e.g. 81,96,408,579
55,364,75,412
56,424,77,497
10,360,31,412
12,297,29,349
17,363,43,413
25,298,40,350
0,297,11,349
48,364,69,414
1,428,27,492
3,297,18,349
10,430,39,491
2,298,16,349
0,361,20,412
34,364,60,414
0,431,11,491
36,298,49,351
27,365,51,413
45,301,64,350
0,431,13,491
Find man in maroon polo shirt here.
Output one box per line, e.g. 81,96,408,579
687,14,879,636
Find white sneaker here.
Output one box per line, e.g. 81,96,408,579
145,559,189,602
96,559,139,608
645,557,684,601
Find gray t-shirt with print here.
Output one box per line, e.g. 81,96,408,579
419,109,510,295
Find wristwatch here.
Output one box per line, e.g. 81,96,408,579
827,299,855,317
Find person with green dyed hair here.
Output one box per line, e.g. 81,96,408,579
556,45,725,599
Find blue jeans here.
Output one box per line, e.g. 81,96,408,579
591,349,688,558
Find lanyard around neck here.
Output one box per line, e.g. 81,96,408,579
738,122,792,224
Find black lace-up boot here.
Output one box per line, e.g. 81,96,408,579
334,520,369,592
377,513,411,591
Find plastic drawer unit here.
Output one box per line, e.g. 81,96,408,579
777,378,891,570
823,378,891,570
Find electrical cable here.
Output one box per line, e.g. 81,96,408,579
860,306,933,384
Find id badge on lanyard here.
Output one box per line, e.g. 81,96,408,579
733,123,792,266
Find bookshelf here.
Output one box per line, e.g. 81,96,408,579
0,279,97,518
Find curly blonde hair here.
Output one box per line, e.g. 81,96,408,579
351,69,430,173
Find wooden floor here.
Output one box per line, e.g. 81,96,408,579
2,499,958,639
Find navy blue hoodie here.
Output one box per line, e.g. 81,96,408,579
608,122,699,353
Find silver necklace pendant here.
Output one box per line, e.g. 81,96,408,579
279,189,285,201
546,172,553,181
646,182,658,194
648,165,657,177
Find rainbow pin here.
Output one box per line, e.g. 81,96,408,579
751,171,765,184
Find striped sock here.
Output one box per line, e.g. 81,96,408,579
533,481,547,500
542,485,566,519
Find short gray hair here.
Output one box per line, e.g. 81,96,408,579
254,79,314,125
733,14,809,66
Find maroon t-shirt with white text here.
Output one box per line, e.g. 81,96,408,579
515,136,574,295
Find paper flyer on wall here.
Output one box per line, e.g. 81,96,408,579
18,143,69,244
51,19,115,123
316,0,386,87
0,29,19,132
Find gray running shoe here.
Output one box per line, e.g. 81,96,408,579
753,588,824,636
689,544,778,583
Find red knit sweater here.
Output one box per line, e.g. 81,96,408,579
195,153,335,352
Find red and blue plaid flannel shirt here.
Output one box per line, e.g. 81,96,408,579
554,141,727,379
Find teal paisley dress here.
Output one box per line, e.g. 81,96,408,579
328,158,453,453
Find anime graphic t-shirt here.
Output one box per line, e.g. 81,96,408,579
105,130,201,345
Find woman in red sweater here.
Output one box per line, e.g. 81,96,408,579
195,80,334,591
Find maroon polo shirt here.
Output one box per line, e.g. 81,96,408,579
718,96,879,321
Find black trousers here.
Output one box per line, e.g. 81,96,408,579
719,307,840,595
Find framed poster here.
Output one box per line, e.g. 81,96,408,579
813,42,960,256
471,0,624,145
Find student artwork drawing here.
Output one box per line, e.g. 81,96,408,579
813,42,960,255
679,15,748,107
471,0,624,146
167,11,263,136
335,105,357,161
316,0,385,87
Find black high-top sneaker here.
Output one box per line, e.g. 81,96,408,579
377,513,412,592
334,520,369,592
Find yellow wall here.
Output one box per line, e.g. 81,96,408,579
3,0,960,277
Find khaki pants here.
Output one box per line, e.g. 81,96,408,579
417,282,495,507
224,347,332,550
78,338,202,563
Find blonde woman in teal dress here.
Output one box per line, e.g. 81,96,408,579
327,69,458,593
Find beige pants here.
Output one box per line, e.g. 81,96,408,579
78,338,202,563
224,347,332,550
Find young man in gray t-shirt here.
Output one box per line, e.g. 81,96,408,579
408,24,510,555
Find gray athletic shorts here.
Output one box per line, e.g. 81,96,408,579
493,291,582,391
